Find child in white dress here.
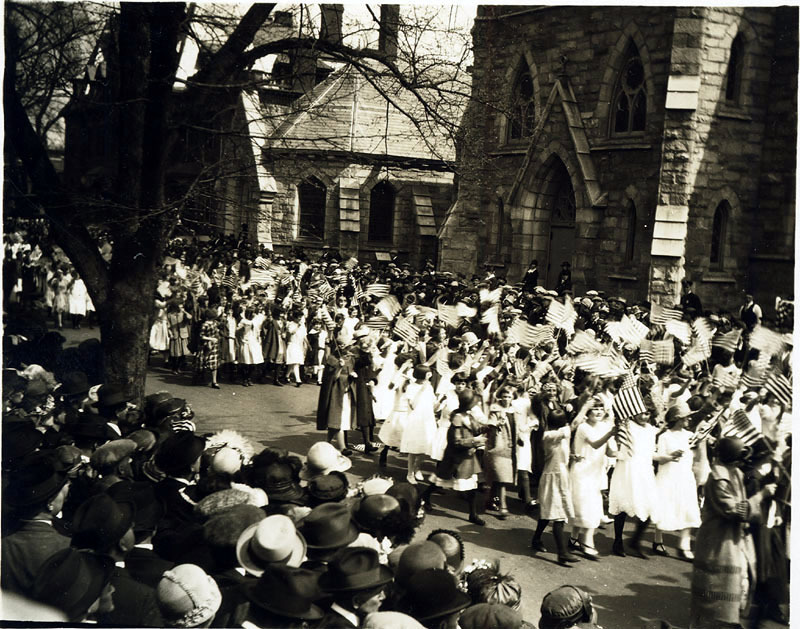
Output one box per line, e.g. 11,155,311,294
652,404,701,559
399,364,437,484
512,385,538,509
569,396,616,558
609,411,658,558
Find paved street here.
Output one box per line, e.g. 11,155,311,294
59,327,783,629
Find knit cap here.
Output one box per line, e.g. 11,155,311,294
156,564,222,627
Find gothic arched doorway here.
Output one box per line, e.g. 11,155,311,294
545,160,576,288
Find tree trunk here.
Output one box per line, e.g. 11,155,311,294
98,270,159,406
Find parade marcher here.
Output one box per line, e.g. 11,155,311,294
689,437,777,628
530,408,579,566
236,307,264,387
167,297,193,375
651,404,701,559
485,386,517,520
196,308,221,389
399,364,437,484
427,389,489,525
608,410,658,559
568,396,616,559
522,260,539,293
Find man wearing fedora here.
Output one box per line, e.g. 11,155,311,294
242,564,326,628
317,547,394,627
1,453,71,596
70,492,164,626
400,568,471,629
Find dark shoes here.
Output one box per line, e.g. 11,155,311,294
612,540,626,557
652,542,669,557
531,539,547,553
469,514,486,526
557,552,581,566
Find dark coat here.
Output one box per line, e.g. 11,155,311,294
353,348,377,428
1,519,71,595
125,545,175,588
97,566,164,627
316,352,356,431
690,463,762,627
436,412,487,483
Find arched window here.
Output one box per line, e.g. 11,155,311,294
625,201,637,263
507,60,535,142
298,177,326,240
368,181,394,242
725,33,744,104
611,42,647,135
710,201,729,269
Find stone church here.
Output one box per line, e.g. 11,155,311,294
440,6,796,314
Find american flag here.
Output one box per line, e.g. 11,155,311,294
640,339,674,365
508,320,555,348
612,381,647,420
343,257,359,271
665,320,691,345
546,297,577,335
615,418,633,458
749,327,786,358
481,303,501,335
456,302,477,319
712,369,741,392
436,302,460,328
567,330,604,355
764,371,792,408
317,281,336,303
436,350,453,378
682,344,708,367
376,295,401,320
575,354,626,378
353,279,366,302
721,409,761,447
479,287,502,305
650,303,682,325
253,256,270,270
365,316,391,331
319,307,335,332
279,274,295,288
249,268,276,286
222,268,239,289
365,283,390,298
606,314,649,347
393,318,420,346
688,409,723,449
712,329,741,354
693,318,715,357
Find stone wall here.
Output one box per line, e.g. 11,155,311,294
446,6,795,313
267,156,452,264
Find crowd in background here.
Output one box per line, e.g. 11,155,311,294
1,219,793,627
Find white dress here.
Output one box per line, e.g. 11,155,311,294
285,320,307,365
569,421,608,529
68,278,88,316
237,317,264,365
378,372,410,448
609,421,657,521
512,397,535,473
149,300,169,351
538,426,573,521
372,346,398,421
652,429,701,531
399,381,437,456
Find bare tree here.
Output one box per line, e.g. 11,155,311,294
4,2,480,401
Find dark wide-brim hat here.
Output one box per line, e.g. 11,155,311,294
154,432,206,476
107,480,166,535
59,371,90,397
2,421,43,469
318,547,394,593
299,502,359,550
353,494,401,532
93,384,132,409
5,452,68,508
31,548,114,621
251,462,305,504
246,565,324,620
307,471,349,505
402,568,471,621
71,493,136,552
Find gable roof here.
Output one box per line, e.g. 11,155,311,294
265,61,466,164
507,77,607,208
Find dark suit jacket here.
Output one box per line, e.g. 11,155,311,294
125,545,174,588
97,565,164,627
1,519,71,595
